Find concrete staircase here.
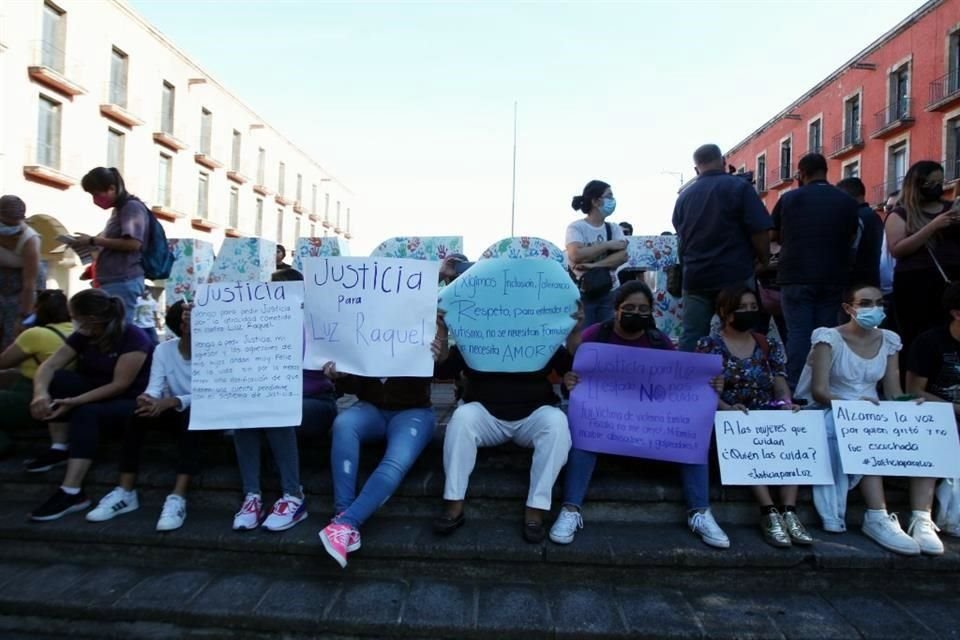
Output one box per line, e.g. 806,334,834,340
0,385,958,639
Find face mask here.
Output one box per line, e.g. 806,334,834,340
93,194,114,210
600,197,616,217
0,222,21,236
853,307,886,330
919,184,944,202
731,310,761,332
619,312,654,333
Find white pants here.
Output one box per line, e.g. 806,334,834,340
442,402,571,510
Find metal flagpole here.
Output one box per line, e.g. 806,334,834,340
510,100,517,237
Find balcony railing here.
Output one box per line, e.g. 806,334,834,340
768,165,793,189
99,82,143,127
871,176,906,206
829,126,863,157
928,69,960,110
27,40,85,97
872,98,914,137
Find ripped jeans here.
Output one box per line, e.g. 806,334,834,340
330,402,435,528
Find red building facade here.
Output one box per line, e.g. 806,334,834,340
725,0,960,207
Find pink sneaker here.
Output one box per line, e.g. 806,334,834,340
232,493,264,531
319,523,361,568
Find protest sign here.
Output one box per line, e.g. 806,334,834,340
568,343,722,464
303,257,440,377
714,410,833,485
832,401,960,478
438,257,579,372
190,281,303,430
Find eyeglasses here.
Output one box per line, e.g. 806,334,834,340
620,304,651,313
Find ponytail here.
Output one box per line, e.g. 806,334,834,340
97,296,126,351
68,289,127,352
81,166,132,206
571,180,610,215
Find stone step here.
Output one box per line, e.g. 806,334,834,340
1,498,957,591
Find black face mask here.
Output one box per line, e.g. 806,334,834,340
731,310,761,332
919,184,944,202
619,312,655,333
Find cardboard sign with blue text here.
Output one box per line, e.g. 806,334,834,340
303,257,440,377
190,281,303,430
832,401,960,478
568,343,722,464
714,410,833,485
438,258,579,372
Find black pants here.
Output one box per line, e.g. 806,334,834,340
124,409,201,476
894,268,951,356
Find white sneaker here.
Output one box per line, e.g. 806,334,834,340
86,487,139,522
233,493,264,531
907,511,944,556
262,494,308,532
688,509,730,549
156,495,187,532
862,511,921,556
549,509,583,545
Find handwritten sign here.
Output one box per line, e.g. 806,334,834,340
438,258,579,372
568,343,722,464
190,282,303,430
714,411,833,485
303,257,440,377
832,401,960,478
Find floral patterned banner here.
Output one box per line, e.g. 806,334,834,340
292,237,348,271
622,236,683,344
208,237,276,284
370,236,463,261
480,237,565,263
165,238,216,304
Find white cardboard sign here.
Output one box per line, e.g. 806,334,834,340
714,410,834,485
189,282,303,430
832,401,960,478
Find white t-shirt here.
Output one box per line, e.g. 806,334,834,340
565,218,625,282
144,337,192,410
795,327,901,405
133,296,157,329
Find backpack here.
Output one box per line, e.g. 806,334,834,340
141,206,174,280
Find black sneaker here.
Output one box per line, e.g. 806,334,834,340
30,489,91,522
24,448,68,473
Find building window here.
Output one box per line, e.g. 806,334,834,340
109,47,128,107
296,173,303,204
229,186,239,229
949,31,960,95
346,208,351,232
255,198,264,235
197,172,209,219
779,139,791,181
843,161,859,179
36,95,62,169
946,115,960,182
756,154,766,192
276,208,284,242
278,162,286,196
294,216,301,241
844,94,862,145
891,64,910,120
336,200,341,227
887,141,908,194
808,119,822,155
311,183,318,214
158,153,173,207
106,128,125,172
257,147,266,185
41,2,66,73
324,193,330,221
231,130,242,172
161,81,175,134
199,108,212,155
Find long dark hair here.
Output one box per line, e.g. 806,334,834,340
571,180,610,214
715,285,757,327
900,160,944,235
69,289,126,351
604,280,671,348
34,290,70,326
81,167,132,207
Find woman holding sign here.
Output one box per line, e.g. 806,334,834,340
795,284,939,556
696,286,812,548
566,180,628,327
553,281,730,549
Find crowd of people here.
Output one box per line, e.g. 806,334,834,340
0,152,957,570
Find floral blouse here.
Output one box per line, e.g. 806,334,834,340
696,334,787,409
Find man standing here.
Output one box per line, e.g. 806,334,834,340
836,177,883,288
672,144,771,351
275,244,291,271
772,153,859,387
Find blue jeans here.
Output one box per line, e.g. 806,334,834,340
582,289,615,327
100,276,144,326
562,447,710,511
331,402,435,528
298,393,338,440
232,427,302,496
780,284,844,388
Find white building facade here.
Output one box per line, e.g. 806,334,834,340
0,0,353,293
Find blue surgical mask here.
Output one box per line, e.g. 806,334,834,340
0,222,21,236
601,197,616,217
853,307,886,330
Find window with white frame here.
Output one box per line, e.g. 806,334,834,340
157,153,173,207
36,95,62,168
107,128,125,172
